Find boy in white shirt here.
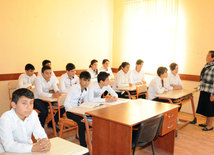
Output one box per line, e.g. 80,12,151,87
59,63,79,94
0,88,50,153
87,59,98,81
113,62,132,98
99,59,114,79
130,59,146,85
148,67,173,101
64,71,91,147
88,72,118,103
37,59,59,84
18,64,36,89
168,63,183,90
34,65,63,130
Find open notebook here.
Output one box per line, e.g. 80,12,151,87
79,99,130,108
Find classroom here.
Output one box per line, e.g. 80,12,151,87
0,0,214,154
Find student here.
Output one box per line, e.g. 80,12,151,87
130,59,146,85
59,63,79,94
88,72,118,103
87,59,98,81
168,62,183,90
34,65,63,130
64,71,91,147
148,67,173,100
113,62,132,98
0,88,50,153
37,59,59,84
18,64,36,89
99,59,114,79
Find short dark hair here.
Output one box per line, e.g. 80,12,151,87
12,88,34,104
102,59,109,64
89,59,98,68
41,65,51,73
97,72,110,83
136,59,144,65
79,71,91,80
157,67,168,77
66,63,75,71
169,63,177,71
209,51,214,58
118,62,130,71
42,59,51,66
25,64,35,71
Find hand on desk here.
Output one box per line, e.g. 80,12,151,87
52,91,61,98
105,96,118,102
210,96,214,102
32,138,51,152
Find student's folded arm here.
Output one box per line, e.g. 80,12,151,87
88,87,105,103
154,81,165,94
53,82,59,93
35,80,52,98
32,111,48,140
108,86,118,98
0,117,33,153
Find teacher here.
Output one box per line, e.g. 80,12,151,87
196,51,214,131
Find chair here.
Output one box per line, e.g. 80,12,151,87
132,114,164,155
8,80,18,109
136,84,148,99
57,95,78,137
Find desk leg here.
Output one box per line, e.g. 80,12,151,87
47,102,57,137
82,115,92,155
189,94,197,124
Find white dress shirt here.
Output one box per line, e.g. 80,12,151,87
148,76,173,100
37,71,59,84
64,84,89,111
87,68,98,81
0,109,47,153
88,82,118,103
18,73,36,88
34,75,59,98
99,66,114,79
130,69,145,85
167,72,183,88
59,73,79,94
113,70,131,92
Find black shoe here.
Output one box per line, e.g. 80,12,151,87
199,124,207,127
202,127,213,131
75,134,79,140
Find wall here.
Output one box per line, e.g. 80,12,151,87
112,0,214,75
0,0,114,115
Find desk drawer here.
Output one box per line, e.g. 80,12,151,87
163,108,178,122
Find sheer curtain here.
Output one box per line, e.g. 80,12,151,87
119,0,180,73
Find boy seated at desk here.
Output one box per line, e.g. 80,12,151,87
148,67,173,101
59,63,79,94
168,62,183,90
0,88,51,153
37,59,59,84
88,72,118,103
18,63,36,89
34,65,64,131
99,59,114,79
64,71,91,147
113,62,132,98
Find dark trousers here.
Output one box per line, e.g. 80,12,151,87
116,91,146,99
152,97,182,111
66,112,87,147
34,99,65,127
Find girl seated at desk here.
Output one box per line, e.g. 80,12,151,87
99,59,114,79
113,62,132,98
87,59,98,81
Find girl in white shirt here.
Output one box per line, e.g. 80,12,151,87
148,67,173,100
87,59,98,81
99,59,114,79
130,59,146,85
18,64,36,89
168,63,183,90
59,63,79,94
113,62,132,98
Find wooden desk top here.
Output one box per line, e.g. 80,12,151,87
1,137,88,155
38,97,57,102
117,84,147,91
86,99,179,127
155,89,196,99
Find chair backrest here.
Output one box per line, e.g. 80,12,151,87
133,114,164,146
57,94,67,119
136,84,147,99
8,80,18,100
